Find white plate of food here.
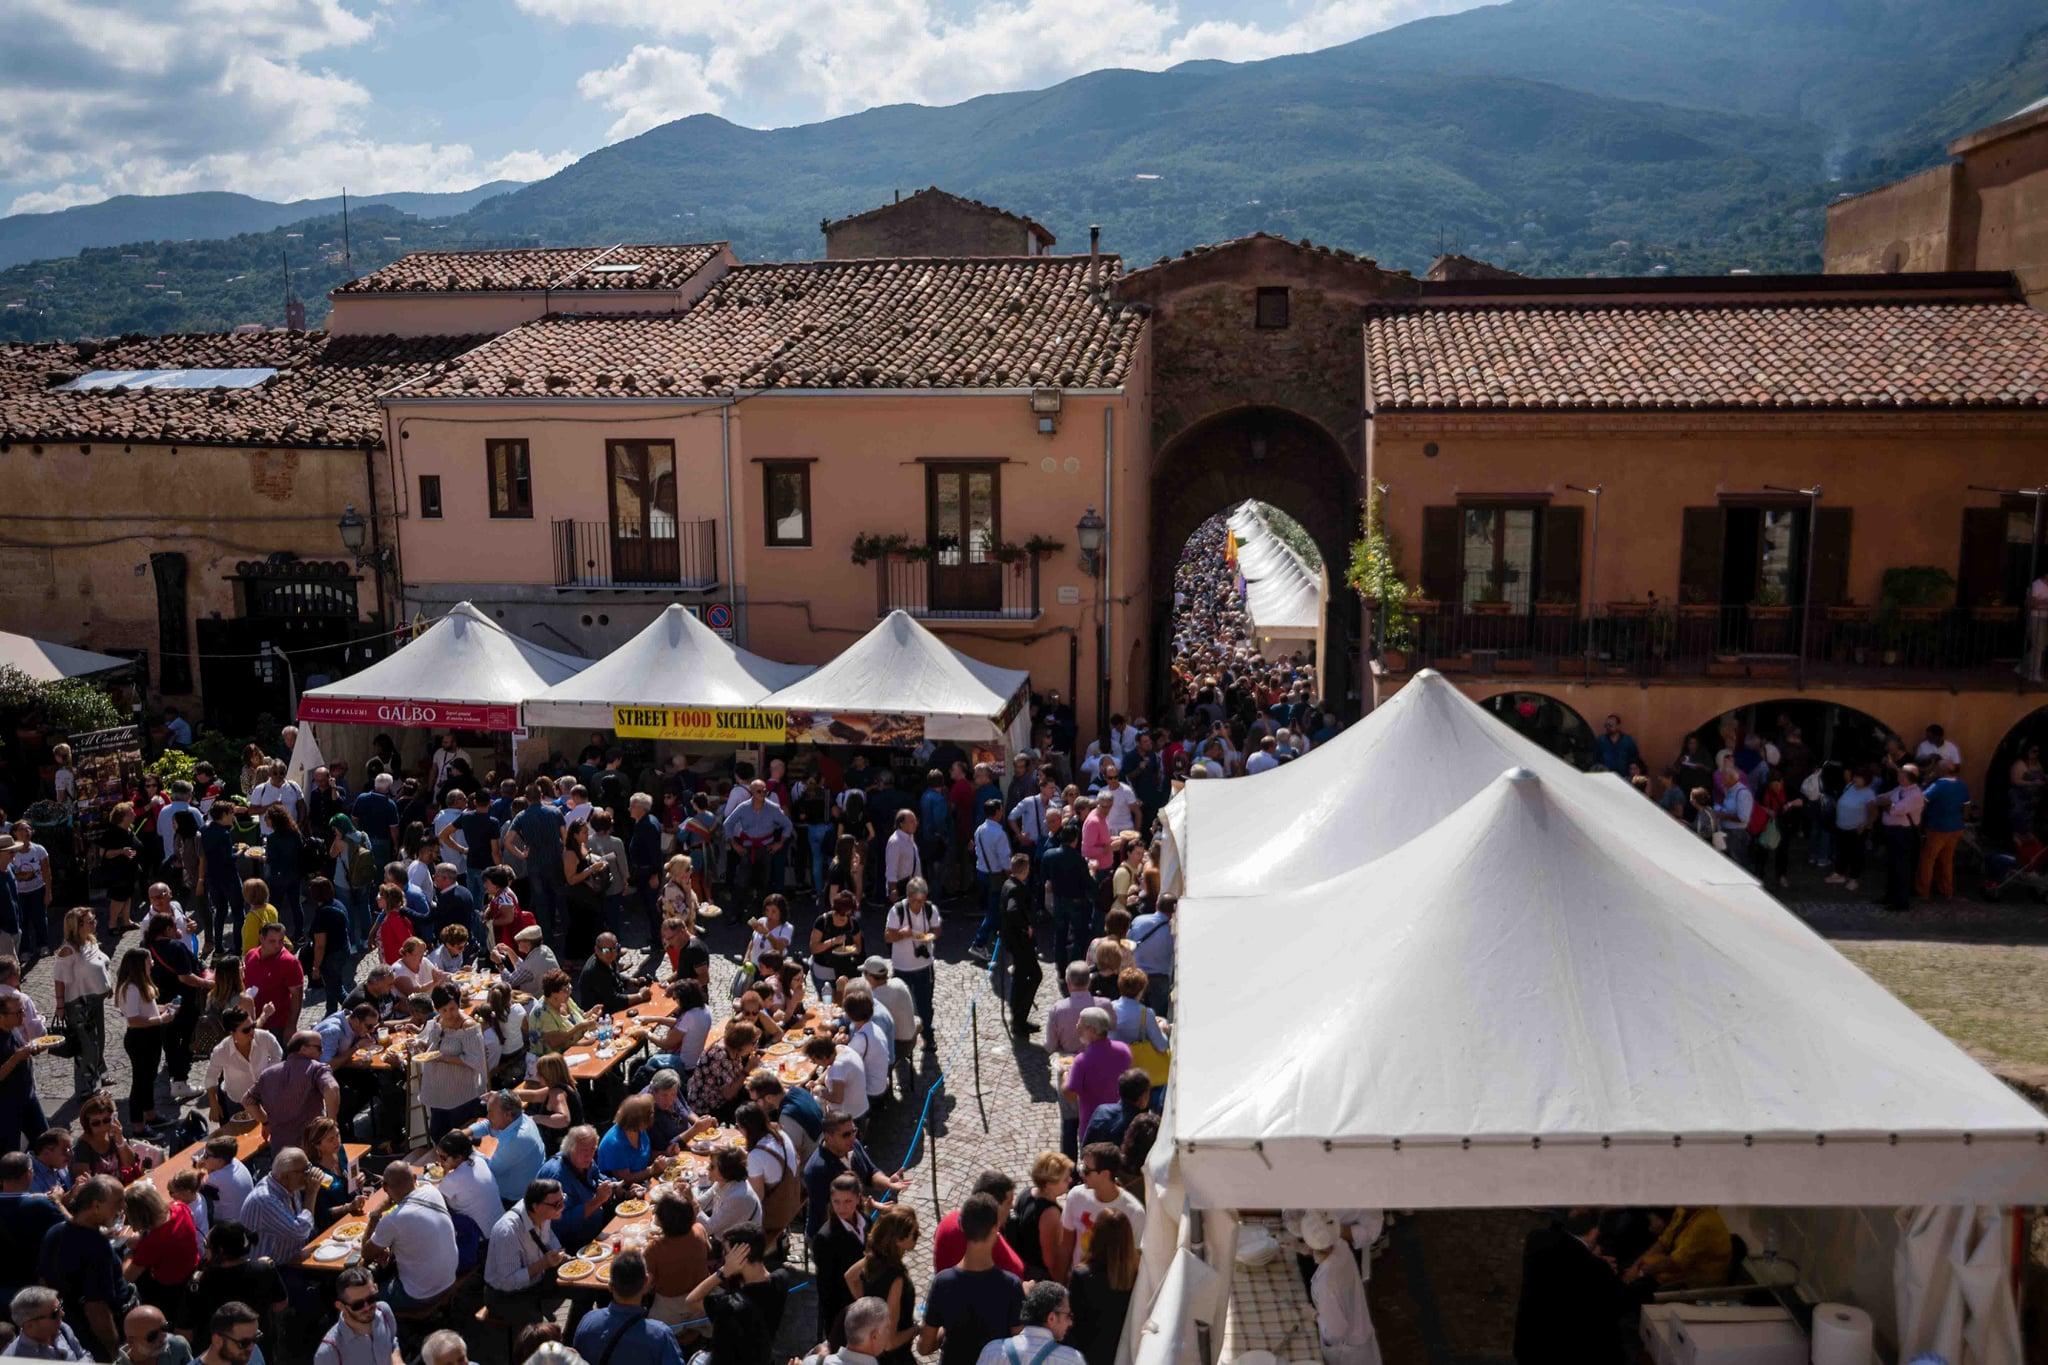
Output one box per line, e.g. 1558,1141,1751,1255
557,1257,597,1281
565,1052,592,1065
313,1242,352,1263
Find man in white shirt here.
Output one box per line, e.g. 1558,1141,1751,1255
429,736,467,793
1244,736,1280,775
362,1163,458,1310
1914,724,1962,772
248,762,304,825
807,1033,869,1123
1061,1142,1145,1270
839,990,892,1111
861,957,918,1053
1008,778,1056,866
154,783,194,852
883,878,939,1040
1096,762,1142,838
432,1129,506,1237
431,793,469,877
481,1178,565,1326
202,1007,282,1121
883,811,922,901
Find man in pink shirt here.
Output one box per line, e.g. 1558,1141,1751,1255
1078,796,1112,873
1060,1007,1132,1139
243,922,304,1045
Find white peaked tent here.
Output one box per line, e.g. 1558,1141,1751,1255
1135,767,2048,1363
1227,502,1320,636
522,604,812,729
1158,669,1746,900
0,630,131,681
1168,765,2048,1210
762,609,1031,748
297,601,588,731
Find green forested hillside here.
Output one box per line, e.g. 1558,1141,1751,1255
2,0,2044,341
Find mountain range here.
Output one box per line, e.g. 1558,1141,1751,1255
3,0,2045,342
0,183,523,272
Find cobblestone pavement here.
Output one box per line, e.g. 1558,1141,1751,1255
15,888,1068,1358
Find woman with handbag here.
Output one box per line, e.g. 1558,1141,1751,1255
50,906,110,1094
97,802,143,940
1109,968,1170,1096
562,820,607,965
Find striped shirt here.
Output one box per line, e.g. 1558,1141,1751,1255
240,1175,314,1264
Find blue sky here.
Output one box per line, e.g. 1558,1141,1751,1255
0,0,1481,215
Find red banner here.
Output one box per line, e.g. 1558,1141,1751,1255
296,697,521,732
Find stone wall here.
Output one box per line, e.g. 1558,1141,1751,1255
824,198,1039,259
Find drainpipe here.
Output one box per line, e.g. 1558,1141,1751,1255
1100,405,1114,744
721,399,739,633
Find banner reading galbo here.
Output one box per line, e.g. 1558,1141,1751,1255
612,705,924,746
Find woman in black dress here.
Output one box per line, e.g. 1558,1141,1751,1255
845,1204,920,1365
97,801,143,935
1067,1206,1138,1365
562,819,606,964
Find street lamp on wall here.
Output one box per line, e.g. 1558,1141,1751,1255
337,503,393,571
1076,506,1105,577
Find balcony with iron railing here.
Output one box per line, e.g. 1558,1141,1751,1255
552,518,720,590
1380,599,2048,688
873,550,1042,621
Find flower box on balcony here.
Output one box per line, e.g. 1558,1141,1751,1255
1467,600,1514,616
1606,600,1652,618
1676,603,1719,620
1706,655,1746,678
1892,605,1945,623
1437,652,1475,672
1748,605,1793,623
1534,601,1579,619
1825,604,1872,623
1971,604,2020,625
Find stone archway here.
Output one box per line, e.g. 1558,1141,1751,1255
1480,690,1598,768
1150,405,1360,715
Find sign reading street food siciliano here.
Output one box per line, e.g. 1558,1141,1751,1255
611,705,925,746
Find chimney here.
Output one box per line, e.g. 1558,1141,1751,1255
1088,224,1101,290
894,189,901,204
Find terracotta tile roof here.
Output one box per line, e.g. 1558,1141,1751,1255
1364,299,2048,411
825,188,1055,247
393,255,1142,399
332,242,725,294
0,330,491,447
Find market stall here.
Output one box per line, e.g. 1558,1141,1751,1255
1226,501,1322,672
295,601,588,772
1134,765,2048,1365
759,609,1031,759
524,605,812,731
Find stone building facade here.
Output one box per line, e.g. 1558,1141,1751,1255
823,187,1056,259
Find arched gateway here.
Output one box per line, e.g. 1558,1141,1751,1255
1115,234,1423,716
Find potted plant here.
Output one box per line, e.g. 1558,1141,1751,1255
1879,565,1955,664
1534,592,1578,619
1347,500,1418,671
1467,573,1513,616
1748,582,1791,620
1970,591,2018,625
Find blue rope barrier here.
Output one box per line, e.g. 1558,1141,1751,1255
898,1069,947,1169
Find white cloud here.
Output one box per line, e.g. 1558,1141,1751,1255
527,0,1471,130
578,44,726,140
0,0,576,213
7,184,107,216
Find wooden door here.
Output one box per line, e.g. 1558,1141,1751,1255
927,464,1001,613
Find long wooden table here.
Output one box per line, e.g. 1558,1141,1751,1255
149,1118,369,1194
295,1135,500,1273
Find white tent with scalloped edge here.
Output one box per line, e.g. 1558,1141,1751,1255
297,601,588,732
1133,765,2048,1364
761,609,1030,748
522,604,812,729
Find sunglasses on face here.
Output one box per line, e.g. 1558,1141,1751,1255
341,1296,376,1312
228,1332,261,1348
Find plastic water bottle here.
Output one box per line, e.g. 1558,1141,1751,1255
821,979,833,1008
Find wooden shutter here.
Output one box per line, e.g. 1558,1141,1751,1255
1420,506,1461,601
1808,507,1853,606
1678,507,1725,604
1539,505,1584,606
1958,507,2007,606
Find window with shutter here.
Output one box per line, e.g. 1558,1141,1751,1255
1678,508,1725,604
1538,506,1584,606
1419,506,1461,602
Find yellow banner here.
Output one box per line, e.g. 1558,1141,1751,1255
612,705,789,742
